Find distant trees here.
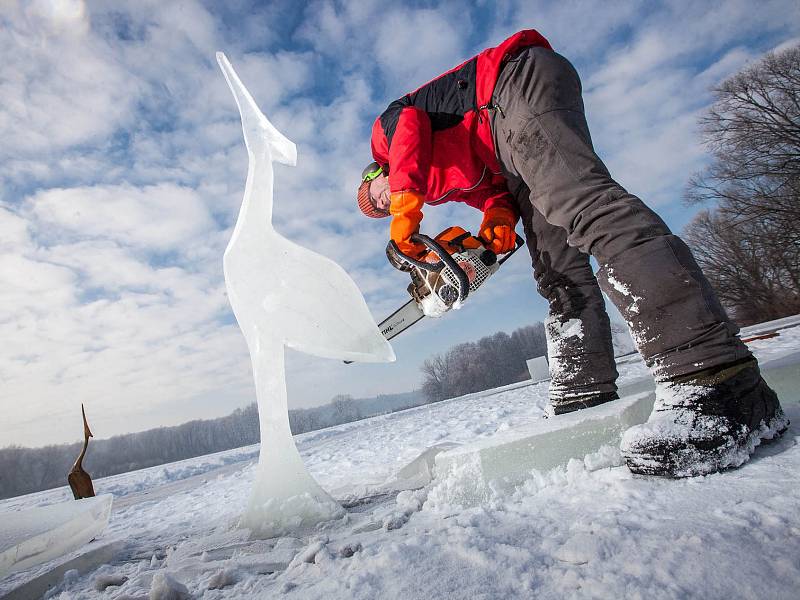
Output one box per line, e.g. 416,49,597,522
684,43,800,324
0,404,260,500
421,323,547,402
0,390,427,500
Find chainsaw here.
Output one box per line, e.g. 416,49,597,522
377,227,524,341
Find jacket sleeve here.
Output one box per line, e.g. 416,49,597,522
481,190,517,216
371,106,432,196
460,172,518,218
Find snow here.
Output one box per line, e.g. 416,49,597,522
216,53,393,538
545,316,585,384
605,267,643,314
1,324,798,598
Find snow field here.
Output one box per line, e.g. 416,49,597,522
0,327,798,598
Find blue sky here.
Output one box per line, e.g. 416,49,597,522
1,0,798,446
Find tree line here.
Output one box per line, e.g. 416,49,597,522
421,323,548,402
684,43,800,324
0,390,422,500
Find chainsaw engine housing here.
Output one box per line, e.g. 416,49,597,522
406,228,499,317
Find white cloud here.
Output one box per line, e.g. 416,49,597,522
27,184,216,251
0,205,31,249
373,8,468,90
1,0,799,448
0,1,137,158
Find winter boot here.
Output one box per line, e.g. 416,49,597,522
544,391,619,417
621,358,789,477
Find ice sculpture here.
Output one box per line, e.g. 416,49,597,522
217,52,395,538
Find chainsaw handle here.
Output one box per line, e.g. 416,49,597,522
386,239,443,273
475,232,524,265
497,233,525,266
385,234,471,303
410,234,470,303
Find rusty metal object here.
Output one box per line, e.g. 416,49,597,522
68,404,96,499
740,331,780,343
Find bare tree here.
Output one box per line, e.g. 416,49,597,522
685,43,800,323
421,354,447,403
685,209,800,323
420,322,549,402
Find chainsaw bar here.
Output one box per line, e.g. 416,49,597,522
377,298,425,341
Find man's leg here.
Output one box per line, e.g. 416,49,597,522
492,46,787,476
515,185,619,414
493,46,746,378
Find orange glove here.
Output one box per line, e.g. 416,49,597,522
479,206,518,254
389,190,426,258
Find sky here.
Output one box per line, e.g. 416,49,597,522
1,0,799,447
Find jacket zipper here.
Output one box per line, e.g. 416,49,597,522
427,166,489,205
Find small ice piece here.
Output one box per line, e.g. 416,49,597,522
0,495,113,578
526,356,550,382
216,53,394,538
150,572,191,600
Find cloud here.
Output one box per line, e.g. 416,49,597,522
373,8,469,90
1,0,799,448
27,183,217,251
0,3,136,162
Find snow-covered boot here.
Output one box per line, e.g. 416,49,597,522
621,358,789,477
544,391,619,417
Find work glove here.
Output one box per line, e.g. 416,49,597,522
389,190,426,258
479,205,518,254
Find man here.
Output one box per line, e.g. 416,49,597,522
356,30,788,477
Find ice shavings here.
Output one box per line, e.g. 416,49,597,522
217,52,394,538
602,266,662,357
544,316,583,363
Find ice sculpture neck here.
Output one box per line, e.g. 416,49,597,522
216,52,394,539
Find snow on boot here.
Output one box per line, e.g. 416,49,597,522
621,359,789,477
544,391,619,417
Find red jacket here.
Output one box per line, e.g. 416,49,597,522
371,30,552,214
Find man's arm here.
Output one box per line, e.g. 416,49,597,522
371,106,432,195
371,107,434,257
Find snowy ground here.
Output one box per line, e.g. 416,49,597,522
2,323,799,599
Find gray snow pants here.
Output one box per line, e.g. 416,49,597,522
490,46,751,393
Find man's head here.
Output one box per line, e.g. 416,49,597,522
357,161,391,218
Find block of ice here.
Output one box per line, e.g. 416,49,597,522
433,391,655,506
0,494,113,578
526,356,549,382
429,350,800,507
216,52,394,538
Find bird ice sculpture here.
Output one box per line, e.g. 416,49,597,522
217,52,395,538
